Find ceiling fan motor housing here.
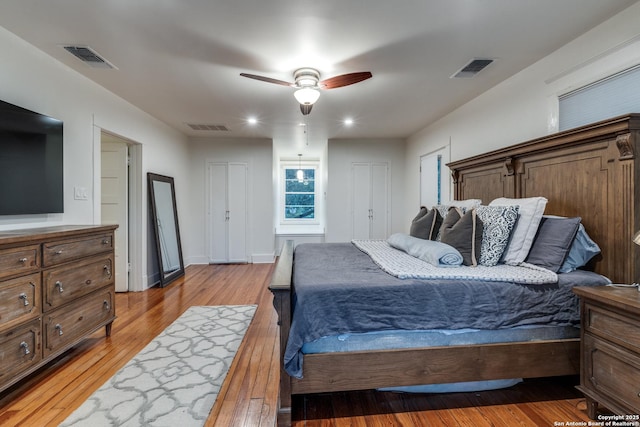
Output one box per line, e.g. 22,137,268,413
293,68,320,88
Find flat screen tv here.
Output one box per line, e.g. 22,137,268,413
0,99,63,215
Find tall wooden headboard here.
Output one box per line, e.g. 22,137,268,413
447,114,640,284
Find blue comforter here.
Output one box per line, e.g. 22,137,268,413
284,242,610,378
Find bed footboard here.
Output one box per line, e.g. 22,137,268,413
292,339,580,394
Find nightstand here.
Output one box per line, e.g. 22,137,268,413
573,286,640,418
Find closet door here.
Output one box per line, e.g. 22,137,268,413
209,163,229,263
351,162,389,239
352,163,371,240
207,162,248,263
227,163,247,262
370,163,389,239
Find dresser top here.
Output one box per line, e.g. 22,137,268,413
0,225,118,246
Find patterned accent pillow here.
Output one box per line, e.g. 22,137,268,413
475,205,520,266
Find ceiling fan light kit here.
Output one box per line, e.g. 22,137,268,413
240,67,372,115
293,87,320,105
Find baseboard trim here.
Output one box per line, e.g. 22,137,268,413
252,253,275,263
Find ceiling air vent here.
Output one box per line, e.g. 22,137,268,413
187,123,231,132
63,45,116,69
451,58,494,78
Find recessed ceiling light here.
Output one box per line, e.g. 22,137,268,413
344,118,354,126
247,117,258,125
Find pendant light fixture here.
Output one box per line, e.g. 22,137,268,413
296,154,304,182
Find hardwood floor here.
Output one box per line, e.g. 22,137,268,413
0,264,601,426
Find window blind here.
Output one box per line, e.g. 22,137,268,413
559,64,640,131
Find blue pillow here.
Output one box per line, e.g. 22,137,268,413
558,224,601,273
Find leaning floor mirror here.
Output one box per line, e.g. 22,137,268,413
148,173,185,287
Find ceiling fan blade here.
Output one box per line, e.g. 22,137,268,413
320,71,372,89
300,104,313,115
239,73,293,87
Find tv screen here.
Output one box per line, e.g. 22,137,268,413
0,100,63,215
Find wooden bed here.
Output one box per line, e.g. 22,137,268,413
269,114,640,426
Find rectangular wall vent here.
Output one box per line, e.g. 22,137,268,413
451,58,494,78
63,45,116,69
187,124,231,131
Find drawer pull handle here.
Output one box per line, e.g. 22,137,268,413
55,324,63,336
103,300,111,311
55,281,64,293
104,265,111,276
18,293,29,306
102,239,110,245
55,250,63,255
20,341,30,355
19,257,28,263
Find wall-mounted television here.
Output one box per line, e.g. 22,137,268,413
0,99,63,215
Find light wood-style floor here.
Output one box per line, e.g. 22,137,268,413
0,263,601,426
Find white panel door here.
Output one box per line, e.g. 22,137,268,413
370,163,389,239
227,163,247,262
209,163,229,263
351,162,389,239
352,163,371,240
101,140,128,292
207,162,248,263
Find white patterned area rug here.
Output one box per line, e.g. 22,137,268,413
60,305,257,427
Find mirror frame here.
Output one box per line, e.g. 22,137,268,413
148,172,185,287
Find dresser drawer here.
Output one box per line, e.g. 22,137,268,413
42,255,114,311
0,245,40,280
583,333,640,414
584,301,640,353
0,273,41,331
0,319,42,384
43,287,115,357
42,233,114,266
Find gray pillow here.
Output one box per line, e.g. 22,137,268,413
440,207,483,266
525,216,581,272
410,207,442,240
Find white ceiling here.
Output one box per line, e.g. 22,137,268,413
0,0,637,144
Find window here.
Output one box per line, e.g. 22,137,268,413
559,64,640,131
284,167,315,219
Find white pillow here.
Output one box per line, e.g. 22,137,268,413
489,197,548,265
442,199,482,209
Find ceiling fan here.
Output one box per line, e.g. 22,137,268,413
240,68,372,115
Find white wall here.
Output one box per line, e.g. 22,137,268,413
271,134,329,251
0,25,190,290
187,138,274,264
326,138,406,242
406,2,640,225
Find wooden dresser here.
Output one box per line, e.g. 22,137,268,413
573,286,640,418
0,225,117,393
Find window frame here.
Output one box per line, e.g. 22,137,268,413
280,160,320,225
